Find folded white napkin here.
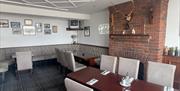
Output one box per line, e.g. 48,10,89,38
86,79,98,85
101,70,110,75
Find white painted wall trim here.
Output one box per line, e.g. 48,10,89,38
0,3,90,20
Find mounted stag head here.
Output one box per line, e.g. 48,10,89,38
125,0,135,22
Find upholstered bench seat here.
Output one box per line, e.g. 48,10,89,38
0,59,15,66
32,54,56,61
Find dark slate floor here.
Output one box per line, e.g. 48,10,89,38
0,59,67,91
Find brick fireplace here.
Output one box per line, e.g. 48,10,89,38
109,0,169,62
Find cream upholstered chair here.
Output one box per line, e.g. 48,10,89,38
55,48,61,64
100,55,117,73
16,51,33,71
55,48,68,74
65,78,93,91
118,57,140,79
147,61,176,87
55,48,66,66
0,62,8,82
64,51,86,72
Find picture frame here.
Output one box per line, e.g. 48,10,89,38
35,23,43,32
11,22,21,28
84,26,90,37
12,28,22,34
44,24,50,28
23,26,36,35
44,29,51,34
44,24,51,34
52,25,58,33
24,19,33,26
98,24,109,34
0,19,9,28
69,20,79,29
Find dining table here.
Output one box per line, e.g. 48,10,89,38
67,67,179,91
73,52,99,67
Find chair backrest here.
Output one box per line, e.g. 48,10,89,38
64,51,76,71
147,61,176,87
16,51,33,71
100,55,117,73
55,48,61,64
65,78,93,91
118,57,140,79
55,48,68,67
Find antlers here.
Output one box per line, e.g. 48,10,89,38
125,0,135,22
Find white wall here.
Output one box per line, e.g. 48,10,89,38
77,9,109,47
2,0,178,48
165,0,180,48
0,13,77,48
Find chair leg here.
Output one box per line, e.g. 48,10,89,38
60,66,63,73
30,69,33,74
61,67,65,75
2,72,5,82
16,71,20,80
62,67,67,76
58,64,64,74
29,69,33,78
57,65,61,71
64,67,70,76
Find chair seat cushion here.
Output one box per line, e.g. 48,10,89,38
0,59,15,65
74,62,87,72
32,54,56,61
0,68,8,73
0,63,8,73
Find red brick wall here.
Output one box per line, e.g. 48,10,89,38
109,0,169,62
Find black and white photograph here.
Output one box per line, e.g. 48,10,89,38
44,29,51,34
84,26,90,37
44,24,50,28
23,26,36,35
0,19,9,28
11,22,21,28
35,23,43,32
12,28,22,34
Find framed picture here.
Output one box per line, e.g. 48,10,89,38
0,19,9,28
44,24,50,28
98,24,109,34
23,26,36,35
12,28,22,34
69,20,79,29
44,29,51,34
52,25,58,33
84,26,90,37
11,22,21,28
35,23,42,32
24,19,33,26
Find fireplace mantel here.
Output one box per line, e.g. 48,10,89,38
110,34,151,43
